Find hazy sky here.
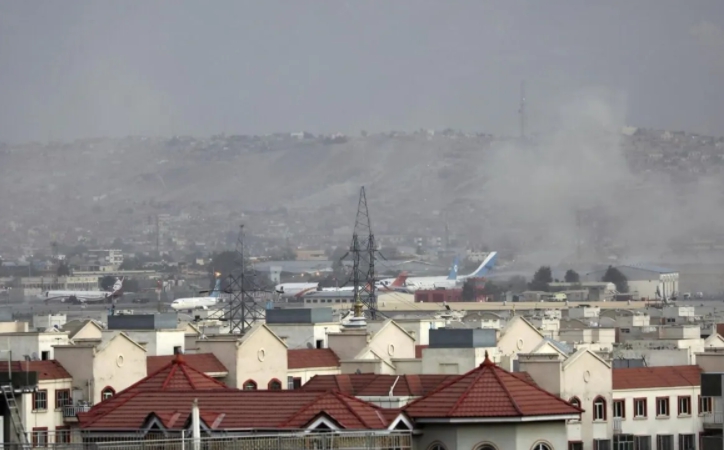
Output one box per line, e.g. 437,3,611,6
1,0,724,142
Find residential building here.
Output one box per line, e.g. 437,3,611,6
146,353,228,380
265,307,340,350
287,348,340,389
0,331,69,360
583,265,679,300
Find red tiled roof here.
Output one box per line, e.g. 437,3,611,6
288,349,340,370
79,390,392,430
302,372,538,397
404,353,582,420
147,353,227,375
415,345,428,359
79,353,230,427
0,360,71,380
612,365,701,390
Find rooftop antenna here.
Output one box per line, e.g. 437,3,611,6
519,80,526,138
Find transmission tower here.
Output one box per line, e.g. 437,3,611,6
225,225,268,333
348,187,379,319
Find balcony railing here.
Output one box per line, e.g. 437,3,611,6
62,404,92,418
702,411,722,427
613,417,623,434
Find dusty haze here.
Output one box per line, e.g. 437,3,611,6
1,1,724,269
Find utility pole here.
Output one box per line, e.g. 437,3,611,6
519,80,526,138
347,187,380,320
226,225,268,333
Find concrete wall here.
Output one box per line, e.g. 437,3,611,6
287,367,340,387
266,322,340,350
614,386,702,440
0,333,69,360
369,323,415,361
53,346,95,403
196,340,238,388
236,326,287,390
328,332,367,360
120,330,185,356
91,336,147,404
415,421,569,450
497,317,545,371
421,347,497,375
20,378,72,443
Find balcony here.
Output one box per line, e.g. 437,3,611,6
62,404,92,421
613,417,623,434
702,411,722,429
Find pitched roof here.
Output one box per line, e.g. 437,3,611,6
79,353,230,427
0,360,71,380
288,349,340,370
404,353,582,420
302,372,538,397
612,365,701,390
147,353,227,375
79,390,392,430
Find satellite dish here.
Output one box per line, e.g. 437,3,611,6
31,352,39,361
306,342,313,349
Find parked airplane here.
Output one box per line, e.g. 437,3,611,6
319,272,411,294
170,277,223,311
457,251,498,280
396,256,461,292
41,278,125,303
275,282,320,299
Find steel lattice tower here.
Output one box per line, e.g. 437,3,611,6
226,225,268,333
349,187,378,319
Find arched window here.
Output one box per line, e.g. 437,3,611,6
427,444,447,450
569,396,581,409
268,379,282,390
531,443,552,450
475,444,498,450
593,396,607,421
243,380,257,390
101,386,115,400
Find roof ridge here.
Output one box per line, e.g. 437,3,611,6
162,363,180,390
446,364,489,416
81,391,141,428
179,363,197,390
504,365,584,413
489,365,523,416
334,391,376,428
403,369,469,411
277,390,330,428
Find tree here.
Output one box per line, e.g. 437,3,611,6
564,269,580,283
528,266,552,291
99,275,116,291
56,262,71,277
602,266,629,293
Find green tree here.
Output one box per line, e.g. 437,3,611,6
564,269,580,283
56,262,71,277
528,266,552,291
602,266,629,293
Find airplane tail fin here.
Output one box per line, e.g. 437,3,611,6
390,272,409,287
110,277,124,297
469,252,498,278
447,256,460,280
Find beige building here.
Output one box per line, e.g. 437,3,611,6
53,332,147,405
195,323,288,390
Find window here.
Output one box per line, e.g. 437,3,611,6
475,445,497,450
243,380,257,390
569,397,581,409
268,379,282,390
699,395,713,414
614,434,634,450
55,427,71,444
315,339,324,349
569,442,584,450
101,387,115,400
634,436,651,450
32,428,48,447
55,389,72,409
634,398,647,418
656,435,673,450
532,443,552,450
594,440,611,450
594,396,607,421
173,346,182,355
41,351,50,360
656,397,669,417
677,396,691,416
614,399,626,419
33,390,48,411
678,434,695,450
427,444,447,450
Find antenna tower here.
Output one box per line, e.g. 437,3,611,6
225,225,268,333
348,187,379,319
519,80,526,138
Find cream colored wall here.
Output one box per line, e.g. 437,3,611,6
328,333,367,360
497,318,545,371
368,323,415,361
0,333,70,360
122,330,185,356
614,386,702,440
416,421,569,450
73,324,102,341
421,347,497,375
391,359,422,375
20,379,73,442
561,351,612,446
266,323,341,350
340,360,392,375
236,327,287,390
91,336,147,403
518,358,562,395
0,322,29,333
288,367,340,386
196,340,238,388
53,347,95,403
